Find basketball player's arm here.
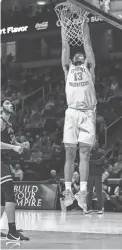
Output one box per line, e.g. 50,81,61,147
0,118,23,153
12,135,30,149
83,20,95,82
61,25,70,82
0,141,18,150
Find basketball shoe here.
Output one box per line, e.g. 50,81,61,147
75,190,87,211
97,208,104,214
64,189,75,207
1,229,23,238
84,209,92,214
6,231,29,241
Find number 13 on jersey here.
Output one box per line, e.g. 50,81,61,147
74,72,83,82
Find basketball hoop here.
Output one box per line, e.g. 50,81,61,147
55,1,89,46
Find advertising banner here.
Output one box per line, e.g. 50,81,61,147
0,16,103,37
14,182,58,210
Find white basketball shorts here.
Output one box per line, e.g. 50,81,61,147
63,108,96,146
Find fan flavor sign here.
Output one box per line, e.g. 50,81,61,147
0,16,103,36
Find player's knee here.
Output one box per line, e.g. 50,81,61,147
79,144,91,160
65,144,76,162
2,181,15,203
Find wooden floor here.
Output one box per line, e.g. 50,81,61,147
1,210,122,249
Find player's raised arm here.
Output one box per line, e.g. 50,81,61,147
61,25,70,82
83,20,95,82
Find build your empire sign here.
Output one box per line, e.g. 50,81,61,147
14,182,58,210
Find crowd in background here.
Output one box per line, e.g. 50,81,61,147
1,55,61,102
1,55,122,189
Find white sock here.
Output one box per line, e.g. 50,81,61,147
80,182,87,192
65,182,71,191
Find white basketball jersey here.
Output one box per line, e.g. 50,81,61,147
66,62,97,110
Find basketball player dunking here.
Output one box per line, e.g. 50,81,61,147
62,19,97,211
0,100,30,240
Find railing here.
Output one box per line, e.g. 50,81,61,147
47,77,63,94
105,115,122,148
22,87,44,111
21,77,62,111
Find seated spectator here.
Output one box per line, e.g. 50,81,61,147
41,131,48,146
102,163,113,204
110,180,122,212
102,163,113,183
20,135,27,143
71,172,80,195
10,164,23,181
43,139,53,159
50,128,60,143
112,155,122,178
111,80,120,97
102,183,111,209
45,99,55,110
46,170,58,183
60,171,80,211
30,151,43,163
52,142,61,158
107,144,120,161
32,135,42,149
26,132,32,142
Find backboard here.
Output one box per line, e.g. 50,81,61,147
68,0,122,30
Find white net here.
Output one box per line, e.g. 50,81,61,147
55,2,89,46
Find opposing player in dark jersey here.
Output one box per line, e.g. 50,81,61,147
0,100,30,241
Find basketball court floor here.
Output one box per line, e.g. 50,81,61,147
1,210,122,249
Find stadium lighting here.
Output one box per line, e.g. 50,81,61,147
37,1,47,5
118,14,122,19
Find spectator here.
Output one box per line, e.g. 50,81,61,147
110,180,122,212
50,169,57,179
30,151,43,163
10,164,23,181
52,142,61,158
45,169,59,183
41,131,48,146
112,155,122,178
43,138,53,159
102,164,113,208
60,171,80,211
102,164,113,183
32,135,42,150
71,172,80,195
111,80,120,96
20,135,27,143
